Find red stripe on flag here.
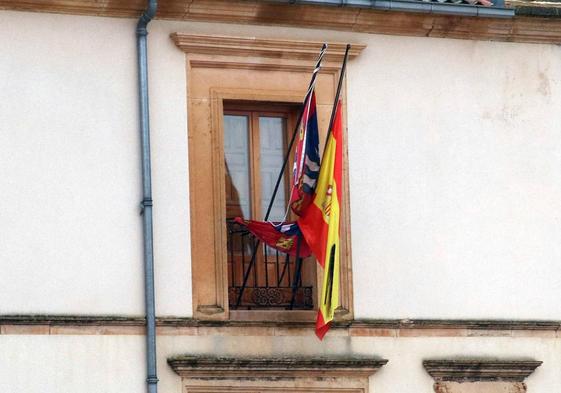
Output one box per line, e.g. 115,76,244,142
315,310,331,340
298,204,328,268
332,103,343,201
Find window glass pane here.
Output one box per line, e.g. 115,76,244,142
224,115,251,219
259,116,287,221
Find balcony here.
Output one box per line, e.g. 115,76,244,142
227,219,314,310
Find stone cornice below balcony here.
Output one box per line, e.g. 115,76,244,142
2,315,561,338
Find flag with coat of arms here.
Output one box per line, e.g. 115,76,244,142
298,99,344,340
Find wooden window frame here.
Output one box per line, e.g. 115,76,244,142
215,91,326,323
223,103,297,222
173,34,365,322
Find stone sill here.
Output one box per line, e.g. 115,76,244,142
1,315,560,329
1,315,561,338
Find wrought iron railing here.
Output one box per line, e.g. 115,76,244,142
227,219,314,310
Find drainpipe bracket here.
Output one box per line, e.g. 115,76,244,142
137,26,149,36
140,198,153,215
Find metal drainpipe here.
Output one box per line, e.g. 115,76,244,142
136,1,158,393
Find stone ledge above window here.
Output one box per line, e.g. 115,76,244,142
169,355,388,393
423,359,542,382
171,34,365,63
169,355,388,378
424,359,542,393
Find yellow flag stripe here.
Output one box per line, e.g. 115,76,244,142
318,181,340,325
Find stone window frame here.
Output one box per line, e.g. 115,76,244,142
172,33,365,322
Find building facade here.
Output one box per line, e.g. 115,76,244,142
2,1,561,392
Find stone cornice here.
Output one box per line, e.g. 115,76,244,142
168,355,388,378
2,1,561,45
171,33,366,62
351,319,561,330
423,360,543,382
1,315,561,331
0,315,147,326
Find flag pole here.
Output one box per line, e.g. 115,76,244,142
263,43,327,221
324,44,350,146
289,233,304,310
235,44,327,309
313,45,350,338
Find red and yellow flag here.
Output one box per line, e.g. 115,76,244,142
298,100,343,340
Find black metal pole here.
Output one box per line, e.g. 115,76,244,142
234,44,327,309
286,47,351,311
263,43,327,221
289,233,303,310
324,44,351,146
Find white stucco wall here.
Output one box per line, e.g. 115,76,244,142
0,11,192,316
347,38,561,319
0,334,557,393
150,19,561,320
1,10,561,319
0,335,147,393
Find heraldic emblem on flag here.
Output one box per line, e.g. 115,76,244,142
298,99,344,340
290,90,320,217
234,218,312,258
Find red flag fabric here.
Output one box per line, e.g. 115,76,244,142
234,218,312,258
290,91,321,216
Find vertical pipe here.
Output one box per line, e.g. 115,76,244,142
263,43,327,221
136,1,158,393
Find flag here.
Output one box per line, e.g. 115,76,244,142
298,100,343,340
290,90,320,217
234,218,312,258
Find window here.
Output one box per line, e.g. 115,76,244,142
172,33,362,321
223,104,316,310
223,107,290,222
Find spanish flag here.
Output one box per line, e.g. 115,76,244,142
298,100,343,340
